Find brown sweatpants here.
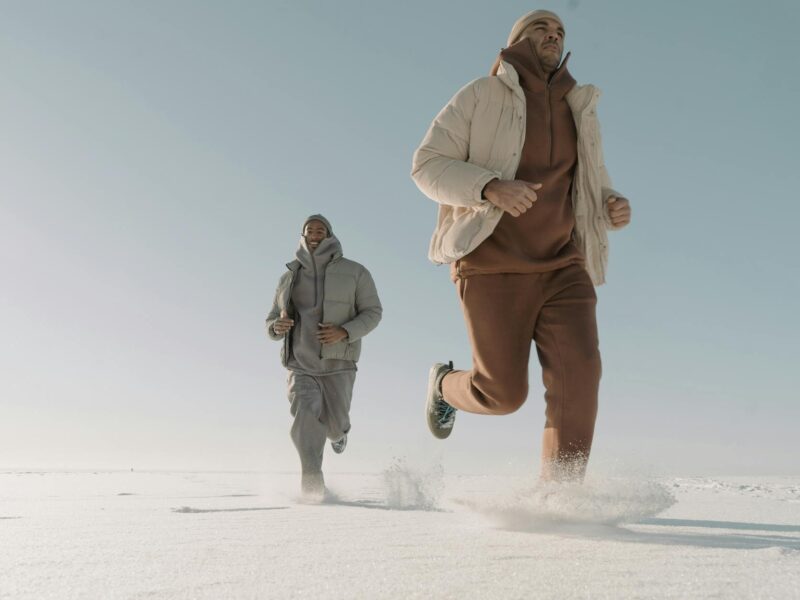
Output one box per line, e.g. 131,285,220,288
442,264,601,477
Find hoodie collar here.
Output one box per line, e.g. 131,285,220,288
499,37,575,99
293,234,342,271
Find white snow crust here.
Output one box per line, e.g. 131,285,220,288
1,468,798,599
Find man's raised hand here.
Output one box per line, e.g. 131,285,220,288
606,196,632,229
483,179,542,217
273,310,295,336
317,323,348,345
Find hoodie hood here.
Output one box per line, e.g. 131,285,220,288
295,234,342,271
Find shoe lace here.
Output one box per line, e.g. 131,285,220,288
436,401,456,426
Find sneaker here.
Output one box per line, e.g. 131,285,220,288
426,361,457,439
330,433,347,454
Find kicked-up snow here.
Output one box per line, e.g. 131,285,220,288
454,475,677,528
1,468,798,599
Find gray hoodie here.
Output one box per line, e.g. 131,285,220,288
286,234,356,375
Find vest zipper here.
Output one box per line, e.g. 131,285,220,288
318,257,334,359
283,268,298,367
312,258,318,308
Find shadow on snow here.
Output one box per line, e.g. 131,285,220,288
497,519,800,551
172,506,290,514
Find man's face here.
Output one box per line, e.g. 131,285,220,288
519,17,565,72
303,220,328,253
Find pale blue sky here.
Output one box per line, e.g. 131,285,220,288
1,0,798,475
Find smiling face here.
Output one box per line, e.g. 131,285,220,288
519,17,565,73
303,220,328,253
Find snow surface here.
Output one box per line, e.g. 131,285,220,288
1,467,799,599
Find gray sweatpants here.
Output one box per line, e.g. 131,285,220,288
287,370,356,475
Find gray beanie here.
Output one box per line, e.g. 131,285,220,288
507,10,565,47
302,214,333,237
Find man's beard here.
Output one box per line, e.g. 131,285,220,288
539,50,562,72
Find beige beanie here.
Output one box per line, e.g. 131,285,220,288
506,9,565,46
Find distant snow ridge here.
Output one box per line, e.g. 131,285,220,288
671,478,800,501
381,459,443,510
463,477,676,528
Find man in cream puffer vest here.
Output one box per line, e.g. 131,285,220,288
411,10,632,481
265,215,382,498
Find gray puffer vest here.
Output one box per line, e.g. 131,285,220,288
265,245,382,366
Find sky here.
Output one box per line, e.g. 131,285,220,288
1,0,798,476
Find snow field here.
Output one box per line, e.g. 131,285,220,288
1,468,798,599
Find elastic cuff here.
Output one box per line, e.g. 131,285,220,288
473,171,502,204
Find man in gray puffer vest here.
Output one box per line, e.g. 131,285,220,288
265,215,382,499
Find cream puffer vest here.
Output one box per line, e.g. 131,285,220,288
411,61,622,285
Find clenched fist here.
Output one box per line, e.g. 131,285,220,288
272,310,295,336
317,323,348,345
483,179,543,217
606,196,632,229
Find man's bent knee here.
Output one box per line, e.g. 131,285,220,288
478,381,528,415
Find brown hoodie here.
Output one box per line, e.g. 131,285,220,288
455,38,583,278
